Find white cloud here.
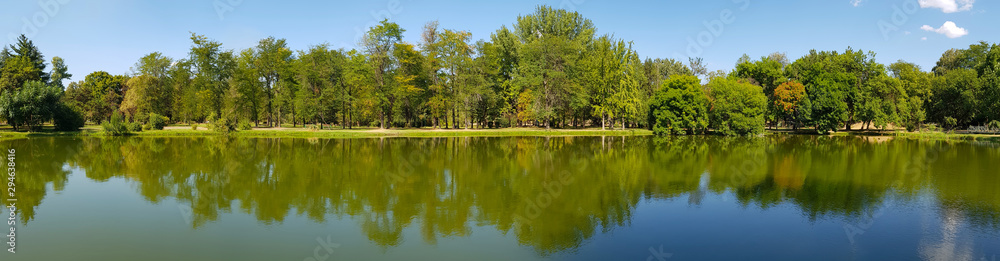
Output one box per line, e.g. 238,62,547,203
921,37,928,41
921,21,969,38
918,0,974,13
851,0,863,7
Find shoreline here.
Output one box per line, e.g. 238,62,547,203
0,126,997,141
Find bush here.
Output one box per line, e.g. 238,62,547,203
128,121,143,132
237,121,253,131
53,104,85,131
145,113,169,130
208,113,236,134
101,112,131,136
707,77,768,136
191,124,199,130
944,117,957,130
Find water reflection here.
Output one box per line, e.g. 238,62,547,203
2,135,998,255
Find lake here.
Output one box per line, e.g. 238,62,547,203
2,136,998,260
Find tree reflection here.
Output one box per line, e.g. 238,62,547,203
3,135,997,254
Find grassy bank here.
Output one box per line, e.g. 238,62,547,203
0,125,654,138
2,125,998,141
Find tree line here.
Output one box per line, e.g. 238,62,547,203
1,6,997,135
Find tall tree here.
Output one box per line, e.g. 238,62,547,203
392,42,429,127
342,50,372,128
187,33,235,121
49,56,71,88
8,35,49,84
121,53,174,120
583,35,643,130
483,26,521,127
733,55,785,128
253,36,293,127
436,29,474,128
78,71,128,123
513,5,595,128
772,81,810,130
361,19,404,128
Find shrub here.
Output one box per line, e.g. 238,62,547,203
191,124,199,130
237,121,253,131
208,113,236,134
944,117,957,130
101,112,131,136
145,113,169,130
53,104,86,131
707,77,768,136
128,121,143,132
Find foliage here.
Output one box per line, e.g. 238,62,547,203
101,112,131,136
514,6,594,128
362,20,405,128
207,113,236,134
707,77,768,136
146,113,169,130
773,81,810,129
5,13,1000,135
76,71,129,123
53,104,85,131
128,121,143,132
0,81,62,131
583,35,644,129
649,75,709,135
988,120,1000,132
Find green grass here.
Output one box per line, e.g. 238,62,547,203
0,125,654,138
1,125,997,141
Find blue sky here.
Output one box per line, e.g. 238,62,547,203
2,0,996,83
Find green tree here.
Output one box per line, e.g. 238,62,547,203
0,81,62,131
928,68,980,127
648,75,709,135
513,5,594,128
889,61,932,131
392,42,429,127
293,44,347,126
482,26,521,127
436,29,474,128
120,53,174,121
168,59,196,123
786,50,853,133
4,35,49,87
188,33,236,122
361,20,405,128
707,77,768,136
78,71,128,123
733,55,785,127
49,56,71,88
344,50,373,128
227,48,262,126
253,37,293,127
583,35,643,130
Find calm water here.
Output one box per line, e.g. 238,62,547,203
2,136,998,261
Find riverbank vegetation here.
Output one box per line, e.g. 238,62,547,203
1,6,998,136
